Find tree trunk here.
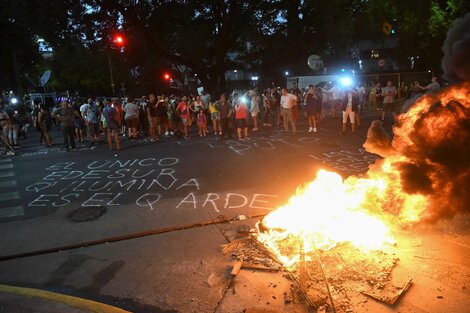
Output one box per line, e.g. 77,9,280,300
11,51,24,97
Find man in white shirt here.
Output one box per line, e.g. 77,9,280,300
327,82,343,118
419,77,440,94
356,83,366,126
381,81,397,121
280,87,297,133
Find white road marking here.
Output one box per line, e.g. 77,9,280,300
0,171,14,178
0,206,24,218
0,164,13,170
0,191,20,202
0,158,12,163
0,180,17,188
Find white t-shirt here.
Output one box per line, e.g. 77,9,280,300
382,86,397,103
346,93,353,109
330,86,343,100
356,86,366,102
280,93,297,109
80,103,90,113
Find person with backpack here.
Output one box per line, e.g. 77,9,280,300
102,100,121,151
80,99,101,146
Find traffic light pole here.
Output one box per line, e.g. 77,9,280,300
107,51,116,95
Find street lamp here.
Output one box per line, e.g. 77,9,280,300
285,71,289,76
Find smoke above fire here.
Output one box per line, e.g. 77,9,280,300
362,13,470,223
363,82,470,222
441,12,470,83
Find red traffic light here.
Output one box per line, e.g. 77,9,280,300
164,73,171,80
112,34,125,47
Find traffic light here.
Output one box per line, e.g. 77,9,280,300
112,34,126,47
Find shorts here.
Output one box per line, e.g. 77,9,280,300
342,108,355,124
156,116,168,125
211,112,220,120
125,118,139,129
88,123,100,136
383,102,395,113
107,120,119,131
149,116,158,127
236,118,247,128
181,117,189,126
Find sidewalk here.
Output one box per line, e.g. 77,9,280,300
0,284,130,313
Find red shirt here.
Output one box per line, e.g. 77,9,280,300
235,103,247,119
177,101,190,119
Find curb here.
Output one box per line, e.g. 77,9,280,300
0,284,131,313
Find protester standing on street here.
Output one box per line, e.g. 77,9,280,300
262,89,272,127
80,98,101,146
176,96,191,139
418,76,441,94
124,97,139,138
103,101,121,151
218,93,233,139
356,82,366,127
280,87,297,133
375,82,383,115
71,100,85,142
209,100,221,135
235,95,249,140
249,88,260,131
147,93,158,141
341,88,359,135
53,100,79,151
38,103,54,147
304,85,321,133
381,81,397,121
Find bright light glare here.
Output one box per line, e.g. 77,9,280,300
10,97,18,104
340,77,353,87
240,96,247,104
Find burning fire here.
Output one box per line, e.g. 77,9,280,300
258,82,470,267
257,170,396,266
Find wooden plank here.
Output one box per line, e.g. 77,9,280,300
231,260,243,276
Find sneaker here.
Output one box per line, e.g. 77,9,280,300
308,127,313,132
170,131,174,135
252,128,258,131
245,136,250,140
6,151,15,156
165,131,169,136
266,123,272,127
313,128,317,133
219,132,222,135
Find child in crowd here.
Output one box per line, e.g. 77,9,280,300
197,108,207,136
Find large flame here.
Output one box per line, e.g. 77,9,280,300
258,82,470,266
258,170,396,266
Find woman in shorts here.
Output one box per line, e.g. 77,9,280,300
124,98,139,138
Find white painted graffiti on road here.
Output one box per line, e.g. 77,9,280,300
308,149,379,174
25,157,278,212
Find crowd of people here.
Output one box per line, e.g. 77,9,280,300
0,77,440,154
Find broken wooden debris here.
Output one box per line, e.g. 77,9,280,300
231,260,243,276
241,264,280,272
361,278,413,305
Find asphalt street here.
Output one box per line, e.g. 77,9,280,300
1,111,468,312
